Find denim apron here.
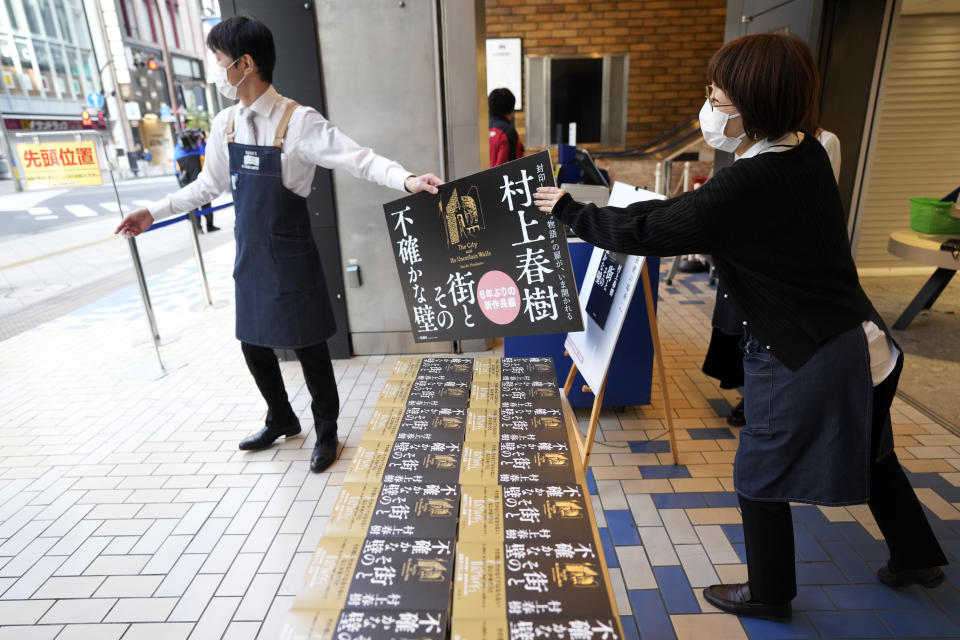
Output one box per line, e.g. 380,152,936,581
734,317,893,506
225,100,336,349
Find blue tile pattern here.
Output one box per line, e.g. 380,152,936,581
652,566,700,614
605,510,642,546
688,427,736,440
629,440,671,453
639,464,691,479
628,590,676,640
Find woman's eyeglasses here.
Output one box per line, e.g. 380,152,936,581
704,86,734,111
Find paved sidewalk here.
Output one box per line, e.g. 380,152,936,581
0,241,957,639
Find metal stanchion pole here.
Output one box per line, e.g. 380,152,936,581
99,135,166,372
126,235,165,369
187,211,214,307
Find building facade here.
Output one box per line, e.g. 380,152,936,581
90,0,209,175
0,0,106,179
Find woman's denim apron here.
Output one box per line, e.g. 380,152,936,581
734,323,886,506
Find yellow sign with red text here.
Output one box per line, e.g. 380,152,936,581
16,141,103,189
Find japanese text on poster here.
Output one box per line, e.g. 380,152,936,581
384,151,583,342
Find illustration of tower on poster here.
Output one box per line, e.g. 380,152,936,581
440,185,485,248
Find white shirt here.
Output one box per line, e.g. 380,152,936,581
148,85,412,220
736,131,898,385
816,129,842,183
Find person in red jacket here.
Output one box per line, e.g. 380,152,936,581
489,88,523,167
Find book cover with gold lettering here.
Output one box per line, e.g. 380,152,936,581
375,380,415,408
282,609,447,640
465,407,567,443
451,616,621,640
500,357,557,380
294,537,454,612
460,442,582,485
419,357,475,380
346,441,463,485
390,356,426,381
471,357,501,381
458,484,592,542
326,483,460,539
408,375,471,408
452,540,612,620
362,406,467,444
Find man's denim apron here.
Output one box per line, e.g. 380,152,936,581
734,322,889,506
226,100,336,349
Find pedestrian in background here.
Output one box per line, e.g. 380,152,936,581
174,129,218,232
489,87,523,167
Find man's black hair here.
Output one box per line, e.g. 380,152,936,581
488,88,516,119
206,15,275,84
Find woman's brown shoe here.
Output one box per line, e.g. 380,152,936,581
703,583,792,621
877,565,945,588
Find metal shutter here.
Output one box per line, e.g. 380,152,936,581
854,13,960,269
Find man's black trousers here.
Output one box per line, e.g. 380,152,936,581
240,341,339,444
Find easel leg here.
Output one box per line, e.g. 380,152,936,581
641,261,679,465
563,361,578,396
581,376,608,469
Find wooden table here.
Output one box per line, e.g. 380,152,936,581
888,230,959,329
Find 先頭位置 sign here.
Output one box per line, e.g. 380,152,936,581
16,140,102,189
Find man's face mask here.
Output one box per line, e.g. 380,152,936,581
214,57,246,100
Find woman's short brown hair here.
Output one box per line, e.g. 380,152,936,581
707,33,819,141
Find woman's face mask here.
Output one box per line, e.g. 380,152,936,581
699,99,745,153
214,57,246,100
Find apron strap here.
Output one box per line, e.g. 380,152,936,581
224,105,238,143
273,99,299,148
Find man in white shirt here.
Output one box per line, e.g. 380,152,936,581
116,16,442,473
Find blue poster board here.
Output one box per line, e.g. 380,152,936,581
505,239,659,408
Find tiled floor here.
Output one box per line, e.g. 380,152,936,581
0,242,958,639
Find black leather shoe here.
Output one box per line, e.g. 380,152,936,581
727,399,746,427
878,565,945,588
207,225,220,232
310,439,339,473
703,583,791,620
239,424,301,451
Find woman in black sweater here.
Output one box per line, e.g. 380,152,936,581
534,33,947,621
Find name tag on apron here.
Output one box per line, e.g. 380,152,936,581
242,151,260,171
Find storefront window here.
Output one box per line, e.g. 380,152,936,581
40,0,57,38
14,36,41,96
34,40,48,70
53,43,72,98
69,2,89,49
23,0,42,35
0,35,20,96
4,0,21,31
55,2,74,45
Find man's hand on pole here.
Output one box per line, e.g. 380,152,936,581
404,173,444,195
115,208,155,237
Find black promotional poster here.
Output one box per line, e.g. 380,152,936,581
384,151,583,342
585,251,627,330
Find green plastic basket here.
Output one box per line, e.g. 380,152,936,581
909,197,960,234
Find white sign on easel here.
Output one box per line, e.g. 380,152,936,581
564,182,664,392
486,38,522,110
562,181,678,468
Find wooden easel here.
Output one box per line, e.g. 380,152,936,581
563,259,679,470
